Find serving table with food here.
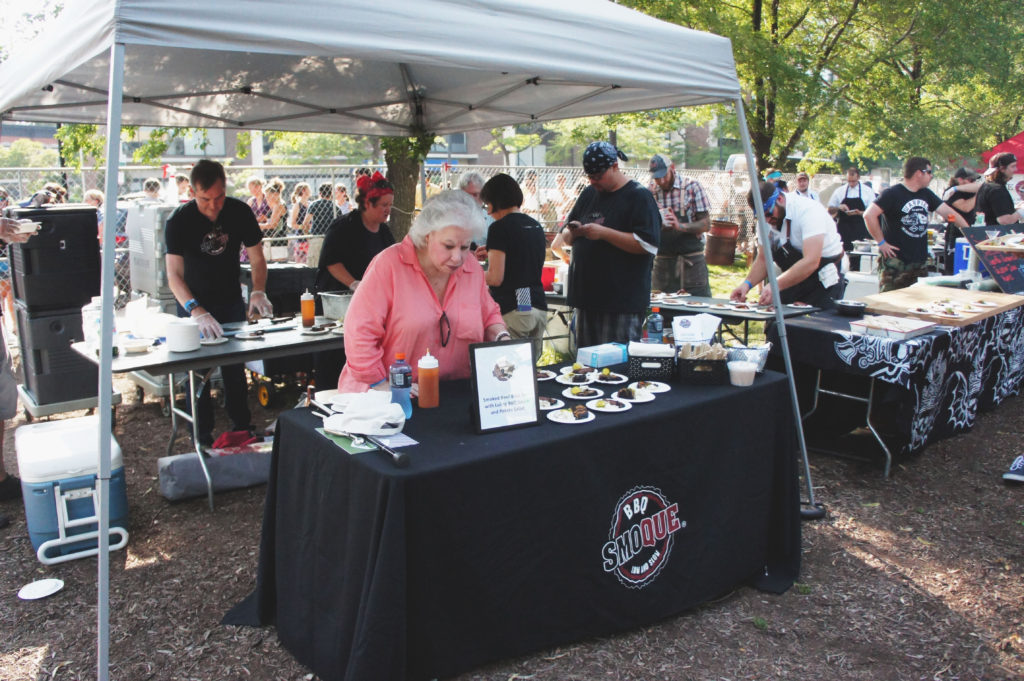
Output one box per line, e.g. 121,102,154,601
72,316,346,508
768,287,1024,475
225,367,800,681
651,292,818,344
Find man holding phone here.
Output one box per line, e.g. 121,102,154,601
648,154,711,296
559,142,660,347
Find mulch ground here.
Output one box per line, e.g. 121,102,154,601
1,370,1022,681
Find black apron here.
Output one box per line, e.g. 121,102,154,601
835,184,868,252
771,219,844,308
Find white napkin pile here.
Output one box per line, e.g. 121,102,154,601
627,340,675,358
324,390,406,436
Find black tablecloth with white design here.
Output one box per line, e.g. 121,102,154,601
225,371,799,681
770,308,1024,454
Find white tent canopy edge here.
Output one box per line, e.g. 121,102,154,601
0,2,812,680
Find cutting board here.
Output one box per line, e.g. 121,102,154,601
861,286,1024,327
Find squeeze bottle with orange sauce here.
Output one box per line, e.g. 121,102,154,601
417,350,440,408
301,289,315,327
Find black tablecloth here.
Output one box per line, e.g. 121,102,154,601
226,370,800,681
771,309,1024,454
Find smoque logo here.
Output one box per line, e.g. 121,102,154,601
601,486,684,588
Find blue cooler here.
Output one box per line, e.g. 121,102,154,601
16,415,129,565
954,238,990,278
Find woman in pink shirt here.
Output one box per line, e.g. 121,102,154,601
338,191,510,393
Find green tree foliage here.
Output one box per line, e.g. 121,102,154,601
0,138,59,168
265,132,376,164
543,111,705,167
483,127,543,166
620,0,1024,170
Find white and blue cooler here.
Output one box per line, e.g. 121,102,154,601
16,415,129,565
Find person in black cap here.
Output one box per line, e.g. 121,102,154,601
557,141,660,347
648,153,711,296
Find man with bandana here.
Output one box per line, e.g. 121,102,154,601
863,157,967,292
730,182,846,309
558,142,660,347
166,159,271,447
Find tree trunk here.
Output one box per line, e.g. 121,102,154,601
382,132,434,241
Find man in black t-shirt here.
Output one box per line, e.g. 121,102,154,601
864,157,966,292
558,142,660,347
976,152,1020,227
165,159,269,446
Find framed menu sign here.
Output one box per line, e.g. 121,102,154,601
468,339,540,433
961,225,1024,294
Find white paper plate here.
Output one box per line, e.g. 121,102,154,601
709,303,731,310
556,373,595,386
560,365,595,375
538,396,564,411
547,408,595,424
200,336,230,345
629,380,670,393
788,302,813,308
330,326,345,335
612,387,655,403
974,300,998,308
593,372,629,385
535,369,557,382
681,302,709,308
562,386,603,400
585,398,632,413
18,578,64,600
301,328,329,336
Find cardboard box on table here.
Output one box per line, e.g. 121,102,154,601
16,415,129,564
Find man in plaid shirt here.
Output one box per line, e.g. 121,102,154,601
648,154,712,296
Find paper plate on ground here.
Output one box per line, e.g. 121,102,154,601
18,578,64,600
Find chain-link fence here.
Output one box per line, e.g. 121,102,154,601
0,163,937,311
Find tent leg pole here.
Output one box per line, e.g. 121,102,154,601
97,40,126,681
731,98,825,521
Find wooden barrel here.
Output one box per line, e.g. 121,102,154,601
709,220,739,239
705,234,738,266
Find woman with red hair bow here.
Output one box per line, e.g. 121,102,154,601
315,171,395,293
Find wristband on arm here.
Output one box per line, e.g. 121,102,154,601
184,298,199,314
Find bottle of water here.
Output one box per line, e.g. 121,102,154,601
389,352,413,419
644,307,664,344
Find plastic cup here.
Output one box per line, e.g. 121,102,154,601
727,361,757,387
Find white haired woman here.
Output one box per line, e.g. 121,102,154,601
337,190,510,393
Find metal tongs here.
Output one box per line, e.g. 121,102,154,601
309,399,409,468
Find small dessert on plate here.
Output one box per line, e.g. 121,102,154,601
547,406,595,424
536,369,557,381
563,386,602,400
538,396,564,410
615,386,655,402
587,397,631,412
595,368,628,384
629,380,670,393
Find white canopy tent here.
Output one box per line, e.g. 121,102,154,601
0,1,816,678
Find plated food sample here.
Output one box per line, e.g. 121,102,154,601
615,386,654,402
538,396,564,410
562,386,603,400
629,380,670,393
547,405,595,424
594,368,628,384
536,369,557,381
586,398,631,412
